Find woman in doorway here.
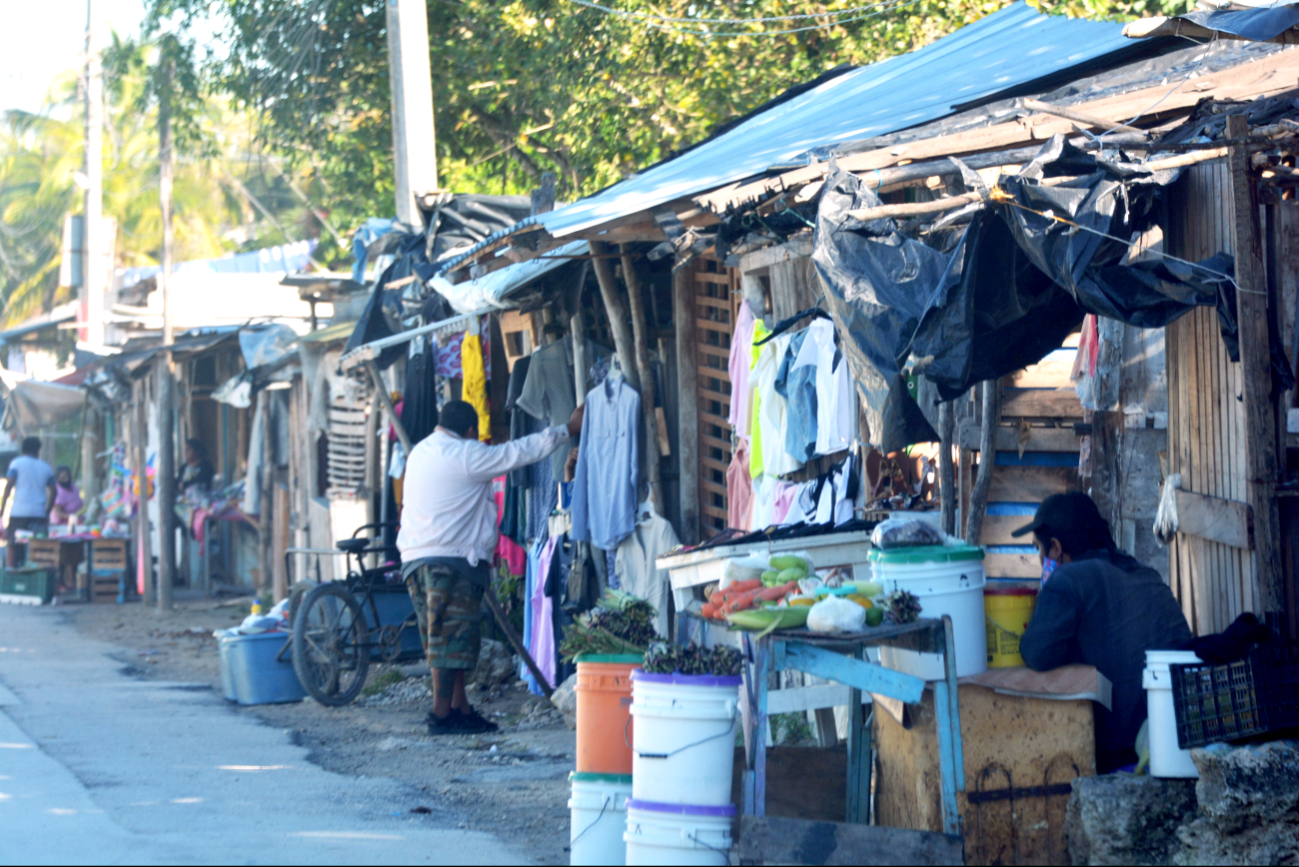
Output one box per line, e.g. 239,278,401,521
49,465,83,525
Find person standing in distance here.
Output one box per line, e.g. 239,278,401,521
398,399,583,734
1,437,56,568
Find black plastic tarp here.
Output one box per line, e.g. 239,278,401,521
812,135,1290,450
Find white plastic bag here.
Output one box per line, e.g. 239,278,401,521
721,555,768,589
806,596,866,633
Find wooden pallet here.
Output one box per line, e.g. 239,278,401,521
89,539,128,571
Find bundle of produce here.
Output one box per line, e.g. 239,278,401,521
643,641,743,677
700,554,816,621
878,589,922,624
559,588,658,661
726,606,810,637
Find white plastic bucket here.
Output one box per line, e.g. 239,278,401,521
624,799,734,866
1143,650,1202,778
629,671,740,806
870,545,988,679
569,772,633,866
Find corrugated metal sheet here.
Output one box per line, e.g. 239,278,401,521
536,1,1141,238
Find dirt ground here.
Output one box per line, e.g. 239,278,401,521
60,595,577,865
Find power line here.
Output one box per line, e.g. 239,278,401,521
562,0,915,25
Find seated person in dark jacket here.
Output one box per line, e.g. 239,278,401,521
1017,492,1192,773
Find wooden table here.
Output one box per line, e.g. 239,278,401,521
30,536,130,602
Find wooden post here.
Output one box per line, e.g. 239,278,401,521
134,380,154,606
964,380,1002,546
672,265,701,544
363,358,412,452
588,241,640,392
155,362,176,610
260,391,275,600
619,246,663,509
1227,114,1285,616
939,401,956,537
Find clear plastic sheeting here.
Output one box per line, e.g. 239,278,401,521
428,241,588,315
238,324,298,370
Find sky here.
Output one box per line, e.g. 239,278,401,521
0,0,145,115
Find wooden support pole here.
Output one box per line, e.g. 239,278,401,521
134,379,154,606
482,586,554,698
965,380,1002,546
363,358,413,452
619,245,664,509
672,265,701,544
156,359,176,611
939,400,956,537
260,390,275,600
588,240,640,392
1021,98,1147,136
1227,114,1285,616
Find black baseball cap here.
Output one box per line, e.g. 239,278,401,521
1011,492,1103,539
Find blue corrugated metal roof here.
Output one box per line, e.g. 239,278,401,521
536,2,1140,238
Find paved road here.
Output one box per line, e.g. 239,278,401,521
0,604,523,865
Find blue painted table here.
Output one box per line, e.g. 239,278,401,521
736,616,966,836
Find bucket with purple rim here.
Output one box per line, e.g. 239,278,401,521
624,798,734,866
629,669,741,807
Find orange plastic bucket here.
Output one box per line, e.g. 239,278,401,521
575,653,642,775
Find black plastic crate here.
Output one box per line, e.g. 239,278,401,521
1255,641,1299,731
1169,658,1267,749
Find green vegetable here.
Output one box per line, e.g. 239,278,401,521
770,555,810,572
643,641,742,677
761,570,781,586
777,566,807,583
559,588,659,662
857,581,884,598
727,607,810,637
865,607,884,627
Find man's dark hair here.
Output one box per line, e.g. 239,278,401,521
439,401,480,437
21,436,40,456
1032,492,1116,557
185,438,207,458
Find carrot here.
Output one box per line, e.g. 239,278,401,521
701,602,719,620
709,592,726,606
727,579,763,594
723,589,762,614
756,581,799,602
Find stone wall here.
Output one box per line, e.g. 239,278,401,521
1065,740,1299,866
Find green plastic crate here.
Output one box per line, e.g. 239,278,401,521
1,568,57,604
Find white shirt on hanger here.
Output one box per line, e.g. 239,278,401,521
751,332,803,477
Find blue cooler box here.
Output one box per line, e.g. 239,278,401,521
216,629,306,705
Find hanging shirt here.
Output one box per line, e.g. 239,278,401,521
517,335,609,480
728,301,757,434
777,330,819,463
615,502,681,640
750,475,778,530
462,331,491,441
726,440,754,531
398,425,570,568
747,319,771,477
571,375,640,551
529,535,561,691
751,332,802,478
804,319,857,455
771,481,801,525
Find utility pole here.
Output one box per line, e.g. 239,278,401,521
386,0,438,224
83,0,105,347
155,57,176,612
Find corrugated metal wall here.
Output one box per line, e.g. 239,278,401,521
1165,160,1257,635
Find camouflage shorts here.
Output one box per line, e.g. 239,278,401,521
404,559,486,671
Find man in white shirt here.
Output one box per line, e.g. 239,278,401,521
1,437,55,568
399,399,582,735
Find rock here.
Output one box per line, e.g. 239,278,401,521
471,639,516,687
1065,773,1197,866
1169,740,1299,865
1192,740,1299,832
550,672,578,730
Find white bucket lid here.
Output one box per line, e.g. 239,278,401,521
1144,649,1201,667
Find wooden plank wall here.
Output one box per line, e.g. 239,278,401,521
692,257,742,535
1165,161,1256,635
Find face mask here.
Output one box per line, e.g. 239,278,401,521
1041,558,1059,583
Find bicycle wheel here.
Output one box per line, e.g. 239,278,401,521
292,582,370,706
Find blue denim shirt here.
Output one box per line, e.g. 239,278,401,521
774,330,818,463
